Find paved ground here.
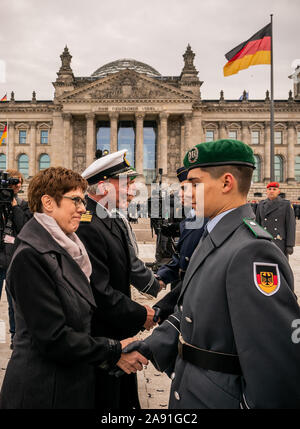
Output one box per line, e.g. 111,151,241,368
0,241,299,409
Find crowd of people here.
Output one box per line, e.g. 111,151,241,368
0,138,299,410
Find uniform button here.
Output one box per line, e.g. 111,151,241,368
180,305,183,312
171,372,175,380
274,228,277,231
264,227,267,230
185,256,189,262
275,219,277,221
185,316,192,323
264,218,267,221
174,391,180,400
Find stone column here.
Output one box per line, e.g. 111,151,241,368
85,113,95,168
51,113,64,167
180,117,185,162
7,121,15,169
183,113,193,152
287,121,296,183
29,121,37,177
63,113,73,169
241,121,249,144
109,112,119,153
159,112,169,176
135,112,145,175
156,118,161,173
218,121,227,139
264,121,271,182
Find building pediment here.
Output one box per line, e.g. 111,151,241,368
58,70,196,103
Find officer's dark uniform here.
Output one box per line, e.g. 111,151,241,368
256,195,296,256
127,139,300,409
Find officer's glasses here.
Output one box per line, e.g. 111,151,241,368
62,196,87,208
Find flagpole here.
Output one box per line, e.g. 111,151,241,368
6,118,8,170
270,14,275,181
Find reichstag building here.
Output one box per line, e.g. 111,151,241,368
1,45,300,199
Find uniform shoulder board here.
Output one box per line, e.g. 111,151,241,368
80,211,93,223
243,218,273,240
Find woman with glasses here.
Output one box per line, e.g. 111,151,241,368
0,167,147,409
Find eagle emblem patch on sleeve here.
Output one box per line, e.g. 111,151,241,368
253,262,280,296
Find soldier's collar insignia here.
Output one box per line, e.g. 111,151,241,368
253,262,280,296
80,211,92,222
243,218,273,240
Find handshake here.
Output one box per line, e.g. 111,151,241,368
113,339,152,377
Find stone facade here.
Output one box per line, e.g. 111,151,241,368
1,45,300,200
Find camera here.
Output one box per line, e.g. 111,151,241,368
0,171,19,205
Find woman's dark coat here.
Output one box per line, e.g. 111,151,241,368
0,218,121,409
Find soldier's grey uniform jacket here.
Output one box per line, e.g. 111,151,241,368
144,204,300,409
255,196,296,254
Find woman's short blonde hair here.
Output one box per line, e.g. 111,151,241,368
28,167,87,213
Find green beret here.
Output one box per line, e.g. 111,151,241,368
183,139,256,170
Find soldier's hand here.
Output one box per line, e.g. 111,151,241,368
143,305,157,330
116,351,148,375
152,306,162,323
158,280,166,291
286,247,294,255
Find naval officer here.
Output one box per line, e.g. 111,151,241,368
123,139,300,409
77,150,157,409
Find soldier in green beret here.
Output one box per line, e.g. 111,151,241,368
123,139,300,409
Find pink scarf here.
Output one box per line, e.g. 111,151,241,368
34,212,92,281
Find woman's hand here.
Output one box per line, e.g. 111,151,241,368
116,351,148,374
117,337,148,374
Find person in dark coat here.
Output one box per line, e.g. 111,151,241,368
153,167,208,323
255,182,296,258
0,169,32,349
78,150,157,409
0,167,147,409
124,139,300,409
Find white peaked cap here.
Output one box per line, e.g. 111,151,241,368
82,149,131,184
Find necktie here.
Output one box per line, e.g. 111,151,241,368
201,225,209,240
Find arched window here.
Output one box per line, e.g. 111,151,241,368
274,155,283,182
39,153,50,171
18,154,29,178
295,156,300,182
252,155,261,182
0,153,6,170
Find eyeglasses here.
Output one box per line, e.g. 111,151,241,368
62,196,87,208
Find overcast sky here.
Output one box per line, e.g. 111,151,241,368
1,0,299,101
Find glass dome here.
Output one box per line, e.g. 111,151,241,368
91,58,161,78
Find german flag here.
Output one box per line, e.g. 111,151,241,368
0,124,7,145
0,94,7,101
223,23,271,77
